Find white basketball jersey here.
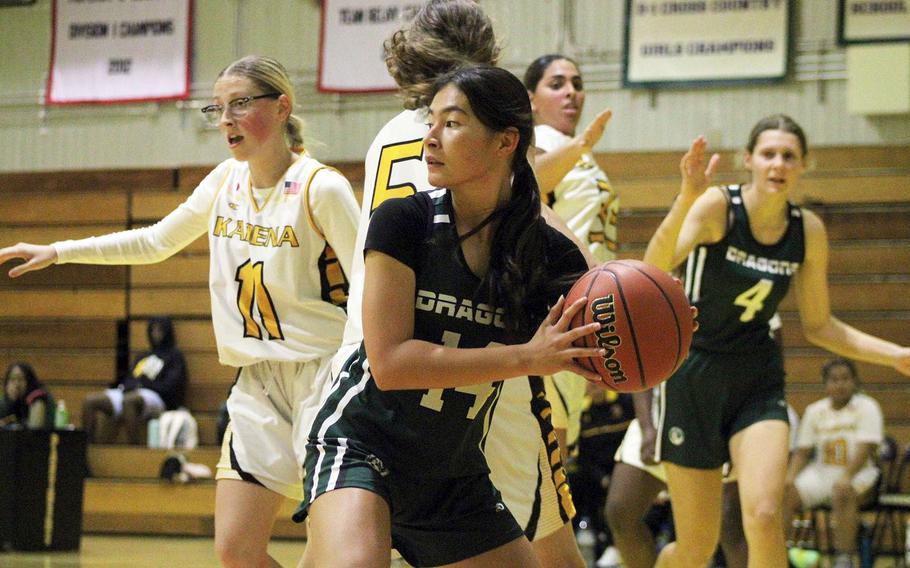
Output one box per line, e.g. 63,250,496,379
55,154,358,368
340,109,431,355
205,156,354,366
797,393,884,470
534,124,618,262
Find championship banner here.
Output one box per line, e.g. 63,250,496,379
319,0,423,93
47,0,192,105
839,0,910,44
624,0,789,87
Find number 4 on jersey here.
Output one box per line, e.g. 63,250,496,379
235,259,284,340
734,278,774,322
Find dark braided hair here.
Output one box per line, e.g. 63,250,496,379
430,65,573,336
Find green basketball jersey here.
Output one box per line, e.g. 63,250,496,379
684,185,805,352
306,189,586,479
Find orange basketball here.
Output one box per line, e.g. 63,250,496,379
566,259,693,392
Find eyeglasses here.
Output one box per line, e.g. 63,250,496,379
200,93,281,126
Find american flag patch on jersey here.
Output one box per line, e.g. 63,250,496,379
283,180,302,195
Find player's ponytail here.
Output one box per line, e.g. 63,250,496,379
431,65,557,336
286,113,305,152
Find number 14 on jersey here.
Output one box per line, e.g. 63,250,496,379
419,330,498,419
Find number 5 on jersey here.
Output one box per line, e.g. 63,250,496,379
370,138,424,213
236,259,284,340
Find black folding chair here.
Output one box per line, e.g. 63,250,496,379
870,439,910,564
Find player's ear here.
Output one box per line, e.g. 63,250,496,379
276,94,292,121
498,127,519,157
742,148,753,169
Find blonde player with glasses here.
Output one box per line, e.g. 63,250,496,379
0,55,360,568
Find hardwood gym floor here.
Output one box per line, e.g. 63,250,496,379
0,535,302,567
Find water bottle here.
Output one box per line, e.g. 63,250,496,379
54,400,70,429
147,417,160,448
576,517,596,567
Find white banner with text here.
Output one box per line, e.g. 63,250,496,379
319,0,423,93
47,0,191,105
624,0,789,87
839,0,910,44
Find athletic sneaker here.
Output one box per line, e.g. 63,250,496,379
596,545,623,568
831,554,855,568
787,547,820,568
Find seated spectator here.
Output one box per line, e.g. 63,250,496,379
0,362,54,430
784,357,884,568
82,316,187,444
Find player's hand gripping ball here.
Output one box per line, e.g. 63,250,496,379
566,260,694,392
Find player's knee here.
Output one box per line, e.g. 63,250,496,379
215,532,269,568
742,501,782,537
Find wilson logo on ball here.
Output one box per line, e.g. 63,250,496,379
566,259,694,393
590,295,627,385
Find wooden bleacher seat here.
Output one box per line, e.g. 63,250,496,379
82,445,302,537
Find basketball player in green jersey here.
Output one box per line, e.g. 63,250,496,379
645,115,910,568
342,3,609,566
297,66,605,568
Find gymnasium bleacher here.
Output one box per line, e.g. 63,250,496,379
0,147,907,537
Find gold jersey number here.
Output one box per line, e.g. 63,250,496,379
823,438,848,467
235,259,284,340
734,278,774,322
370,138,424,214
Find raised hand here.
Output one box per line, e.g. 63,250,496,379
580,108,612,150
679,135,721,201
0,243,58,278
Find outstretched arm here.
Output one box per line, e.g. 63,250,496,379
796,209,910,376
0,243,58,278
0,162,228,278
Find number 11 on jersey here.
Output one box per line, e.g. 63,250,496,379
235,259,284,340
